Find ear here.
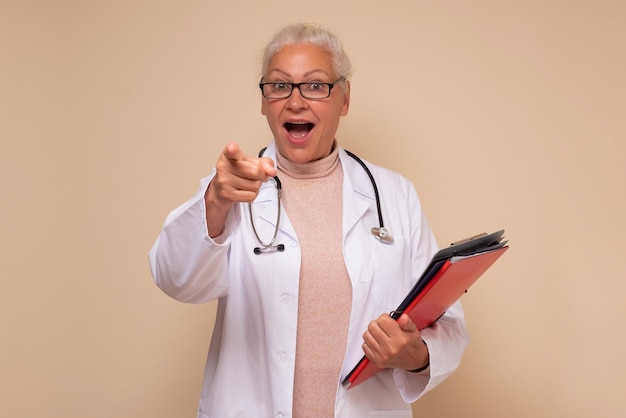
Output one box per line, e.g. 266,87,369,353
341,80,350,116
261,98,267,116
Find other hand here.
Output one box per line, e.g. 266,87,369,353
362,313,429,371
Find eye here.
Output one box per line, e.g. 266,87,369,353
306,82,324,91
271,82,291,91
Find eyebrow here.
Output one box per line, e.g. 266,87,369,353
265,68,331,80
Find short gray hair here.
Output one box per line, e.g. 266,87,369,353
260,23,354,82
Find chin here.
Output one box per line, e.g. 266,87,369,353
285,151,314,163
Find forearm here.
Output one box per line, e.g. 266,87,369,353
392,301,469,402
416,301,469,384
149,176,237,303
205,179,232,238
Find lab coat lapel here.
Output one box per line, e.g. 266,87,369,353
339,149,374,238
253,142,297,242
254,180,279,222
339,148,379,293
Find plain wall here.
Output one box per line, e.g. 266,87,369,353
1,1,625,417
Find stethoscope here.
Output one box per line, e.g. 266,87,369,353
250,148,393,255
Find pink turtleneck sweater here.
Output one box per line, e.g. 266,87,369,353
276,147,352,418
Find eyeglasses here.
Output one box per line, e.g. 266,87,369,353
259,77,345,99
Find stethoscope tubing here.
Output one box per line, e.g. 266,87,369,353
344,150,385,230
250,147,392,254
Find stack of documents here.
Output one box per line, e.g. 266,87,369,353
342,230,509,389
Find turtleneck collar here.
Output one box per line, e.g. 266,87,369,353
276,142,340,179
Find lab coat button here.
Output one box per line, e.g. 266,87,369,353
280,293,290,303
288,239,298,247
275,412,285,418
277,351,287,362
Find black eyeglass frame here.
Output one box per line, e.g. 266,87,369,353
259,77,346,99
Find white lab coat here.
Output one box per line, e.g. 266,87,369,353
149,142,470,418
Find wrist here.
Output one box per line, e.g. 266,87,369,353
205,181,231,238
408,362,429,373
408,339,429,373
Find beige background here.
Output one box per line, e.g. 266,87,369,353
1,1,625,417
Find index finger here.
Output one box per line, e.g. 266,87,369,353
222,142,247,162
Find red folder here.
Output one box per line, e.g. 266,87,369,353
342,233,508,389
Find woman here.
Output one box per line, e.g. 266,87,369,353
149,23,469,418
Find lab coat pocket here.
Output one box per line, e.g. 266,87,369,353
370,233,410,311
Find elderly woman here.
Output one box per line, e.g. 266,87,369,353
149,23,469,418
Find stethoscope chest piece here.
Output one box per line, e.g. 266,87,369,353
371,227,394,244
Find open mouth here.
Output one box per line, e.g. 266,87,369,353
284,122,315,139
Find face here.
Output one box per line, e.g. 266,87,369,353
261,43,350,163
